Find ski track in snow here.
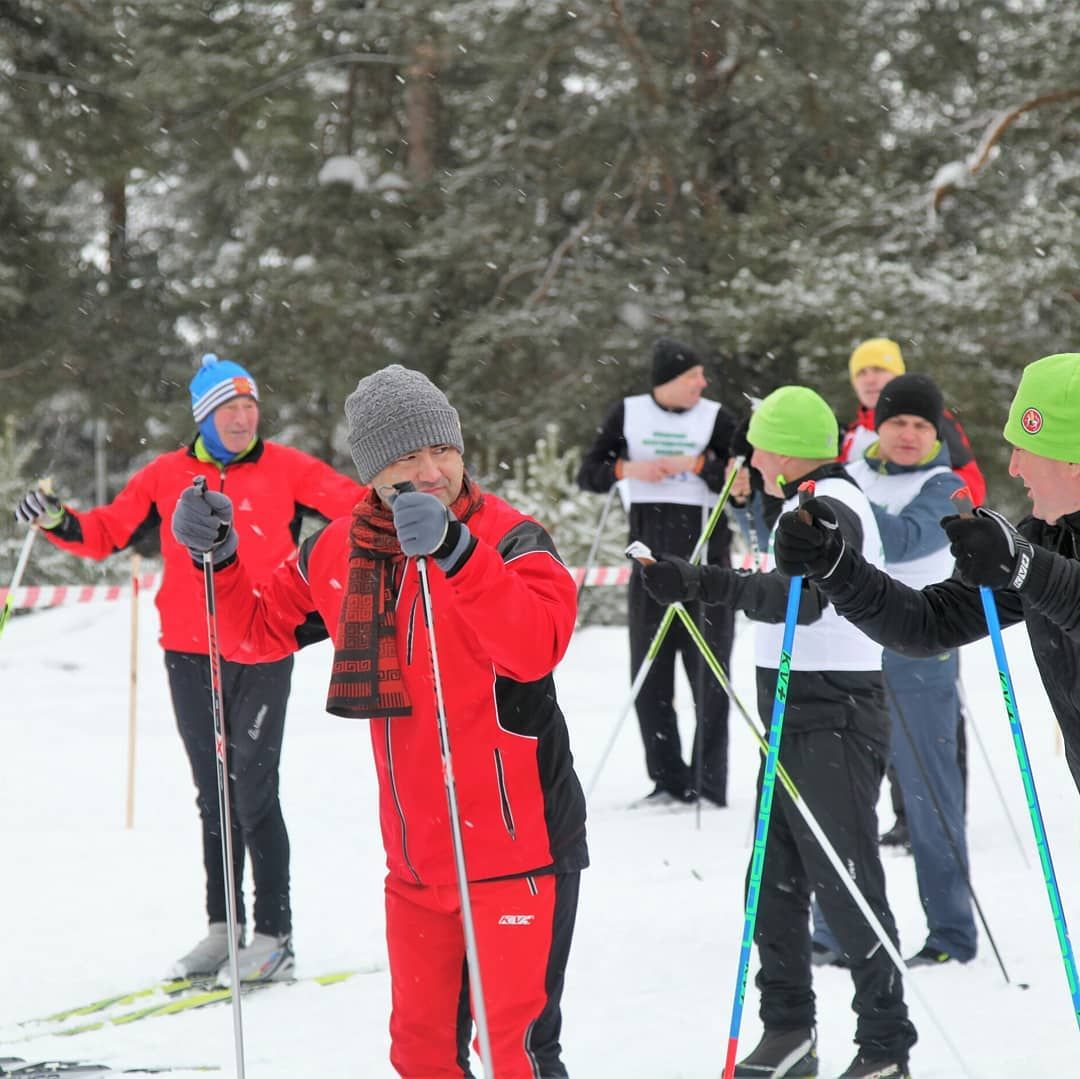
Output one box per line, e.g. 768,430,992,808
1,599,1078,1076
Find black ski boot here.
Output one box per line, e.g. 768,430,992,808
733,1027,817,1077
836,1051,911,1077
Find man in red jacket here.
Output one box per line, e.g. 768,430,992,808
14,354,363,984
171,364,588,1079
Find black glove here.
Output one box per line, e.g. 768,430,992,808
641,555,702,605
171,485,238,564
941,507,1034,591
14,488,65,529
773,496,846,579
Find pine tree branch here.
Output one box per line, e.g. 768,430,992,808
526,139,633,306
931,88,1080,216
608,0,664,106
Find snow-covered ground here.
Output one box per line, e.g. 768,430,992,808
1,590,1078,1077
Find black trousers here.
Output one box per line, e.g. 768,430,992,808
628,572,735,802
749,702,918,1060
165,650,294,936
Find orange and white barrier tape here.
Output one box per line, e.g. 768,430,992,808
2,554,763,611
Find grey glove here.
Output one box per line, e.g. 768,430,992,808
392,490,473,572
14,488,65,529
171,484,238,564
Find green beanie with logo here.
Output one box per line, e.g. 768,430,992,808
747,385,839,459
1003,353,1080,463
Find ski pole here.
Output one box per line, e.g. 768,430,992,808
1,476,57,642
576,484,618,625
125,553,142,830
948,486,1080,1026
395,482,495,1078
192,476,247,1078
584,456,743,798
0,527,38,643
674,601,974,1076
721,482,807,1079
978,584,1080,1027
884,678,1011,985
693,502,709,830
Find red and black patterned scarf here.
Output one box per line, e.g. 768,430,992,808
325,478,484,719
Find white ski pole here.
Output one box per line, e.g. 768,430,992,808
192,477,246,1079
394,482,494,1078
0,527,38,642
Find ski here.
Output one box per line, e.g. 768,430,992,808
28,978,212,1026
0,1058,219,1077
15,966,379,1040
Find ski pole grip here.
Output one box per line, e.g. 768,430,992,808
796,479,815,523
194,475,207,496
393,481,416,495
624,540,656,566
950,486,975,517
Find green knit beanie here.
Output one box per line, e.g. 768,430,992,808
747,386,839,459
1003,353,1080,463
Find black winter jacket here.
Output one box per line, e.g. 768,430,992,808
815,509,1080,792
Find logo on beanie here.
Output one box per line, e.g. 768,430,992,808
233,376,255,397
1021,407,1043,434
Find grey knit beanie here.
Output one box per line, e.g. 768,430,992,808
344,365,464,482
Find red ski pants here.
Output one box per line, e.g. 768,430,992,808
385,871,577,1078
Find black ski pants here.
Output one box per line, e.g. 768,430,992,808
165,650,294,936
628,571,734,803
749,691,918,1061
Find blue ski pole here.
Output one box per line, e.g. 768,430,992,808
952,489,1080,1030
722,480,811,1079
979,584,1080,1027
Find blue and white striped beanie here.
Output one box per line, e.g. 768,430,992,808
189,353,258,422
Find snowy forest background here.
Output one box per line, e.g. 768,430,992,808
1,0,1078,589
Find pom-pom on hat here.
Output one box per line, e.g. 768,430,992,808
190,353,258,422
1003,353,1080,463
746,386,839,460
848,338,906,384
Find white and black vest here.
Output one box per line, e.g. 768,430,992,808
621,393,720,508
846,458,955,590
756,475,885,672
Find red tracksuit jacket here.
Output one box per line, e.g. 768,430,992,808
207,491,589,886
42,440,364,653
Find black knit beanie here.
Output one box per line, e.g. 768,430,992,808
874,373,943,434
652,338,703,388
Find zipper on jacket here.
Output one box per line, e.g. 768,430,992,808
493,748,517,841
385,724,422,883
405,593,419,664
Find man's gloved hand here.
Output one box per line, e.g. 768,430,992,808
392,490,472,572
171,485,237,563
14,488,65,529
941,507,1034,591
773,497,846,579
641,555,702,605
